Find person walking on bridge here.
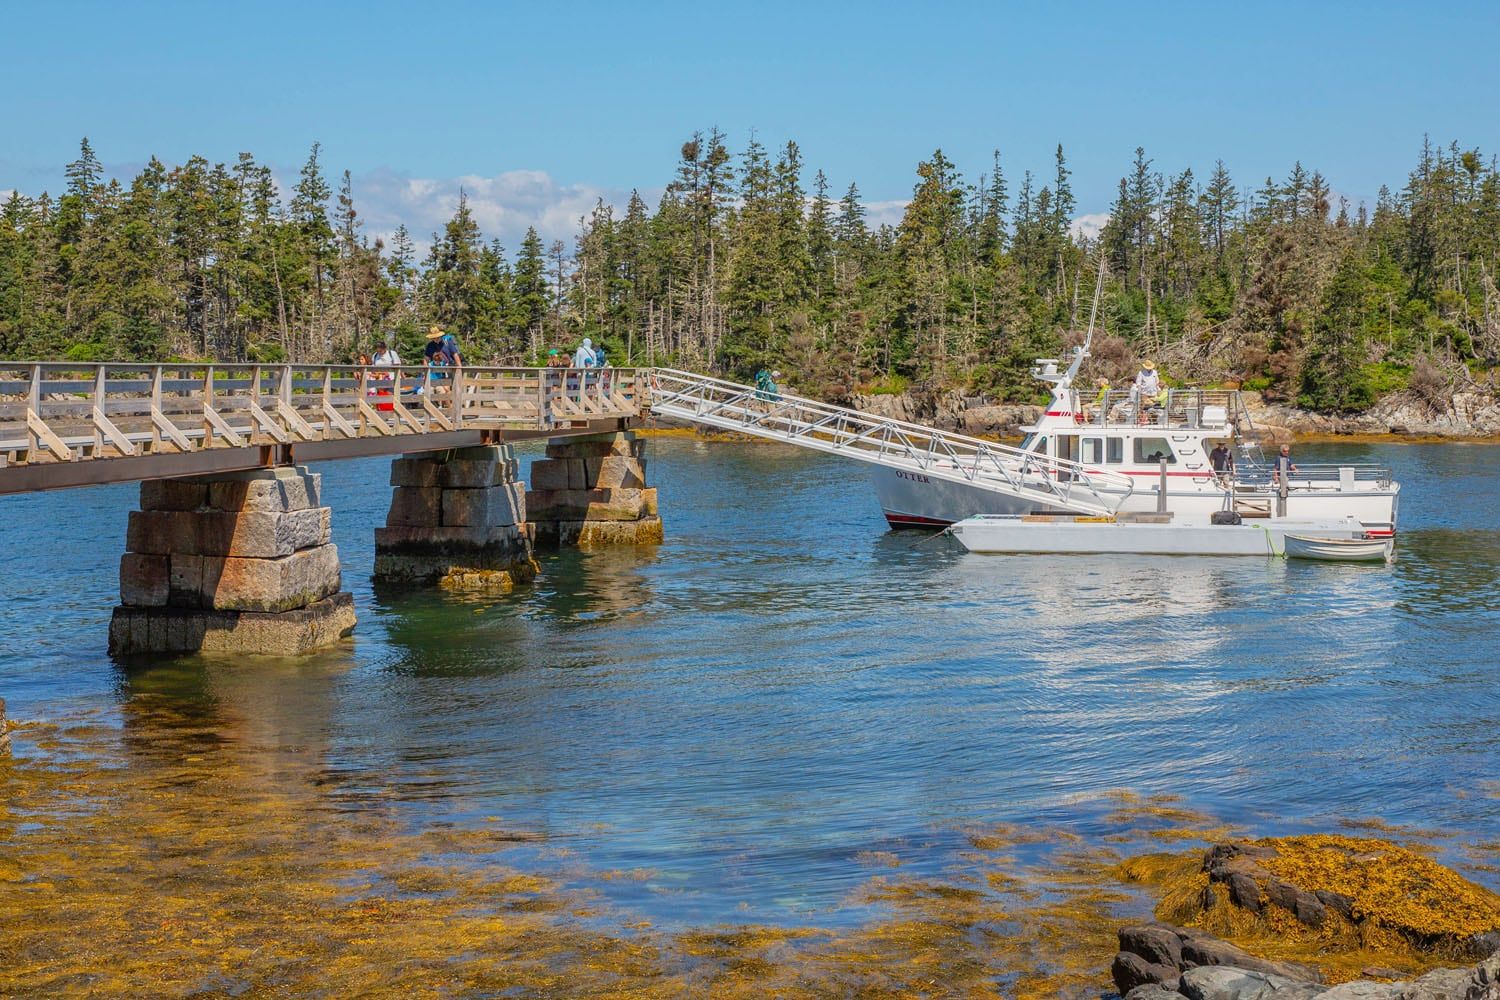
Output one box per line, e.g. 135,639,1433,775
373,341,401,369
572,338,599,369
424,326,462,393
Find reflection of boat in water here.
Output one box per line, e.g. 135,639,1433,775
1284,533,1393,563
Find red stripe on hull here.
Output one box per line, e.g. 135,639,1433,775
883,511,954,528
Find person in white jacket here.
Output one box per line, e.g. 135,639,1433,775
572,338,599,368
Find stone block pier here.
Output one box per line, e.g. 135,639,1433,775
109,466,356,656
527,431,663,547
374,444,538,593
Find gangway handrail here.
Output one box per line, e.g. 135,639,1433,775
647,368,1135,517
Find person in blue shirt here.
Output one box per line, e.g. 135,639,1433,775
423,326,462,390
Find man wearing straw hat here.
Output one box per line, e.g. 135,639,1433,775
1129,359,1160,420
423,325,462,392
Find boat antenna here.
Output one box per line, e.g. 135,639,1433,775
1062,251,1108,386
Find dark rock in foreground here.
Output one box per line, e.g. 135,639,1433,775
1115,923,1500,1000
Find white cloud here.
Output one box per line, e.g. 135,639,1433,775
351,167,653,255
862,199,909,230
1070,212,1110,241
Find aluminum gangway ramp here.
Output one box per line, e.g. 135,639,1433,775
647,369,1134,517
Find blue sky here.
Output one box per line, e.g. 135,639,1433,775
3,0,1496,247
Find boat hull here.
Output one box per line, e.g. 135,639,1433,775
871,466,1399,535
1284,534,1393,562
948,515,1369,557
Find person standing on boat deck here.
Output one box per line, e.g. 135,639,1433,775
1210,442,1234,485
1272,444,1297,486
1130,361,1160,419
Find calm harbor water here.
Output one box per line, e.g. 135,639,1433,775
2,438,1498,926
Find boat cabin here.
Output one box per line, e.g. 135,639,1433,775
1018,385,1250,482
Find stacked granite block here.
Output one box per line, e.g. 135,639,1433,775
374,444,537,592
108,466,355,656
527,431,664,546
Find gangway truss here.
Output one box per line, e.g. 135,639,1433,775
647,368,1134,517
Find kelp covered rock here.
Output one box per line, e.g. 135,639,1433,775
1121,836,1500,989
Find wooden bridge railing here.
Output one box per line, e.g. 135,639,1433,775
0,363,642,471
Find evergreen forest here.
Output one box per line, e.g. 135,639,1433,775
3,134,1498,412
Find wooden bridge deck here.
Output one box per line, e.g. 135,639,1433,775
0,363,644,493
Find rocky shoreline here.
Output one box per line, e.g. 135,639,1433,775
845,388,1500,442
1113,836,1500,1000
1114,924,1499,999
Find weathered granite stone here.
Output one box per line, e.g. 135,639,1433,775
1126,987,1185,1000
117,469,352,656
197,466,321,512
120,552,170,606
390,458,443,488
1180,932,1317,982
528,433,659,548
1178,966,1322,1000
140,479,208,511
577,516,663,546
126,507,330,558
1114,951,1181,996
1121,925,1185,969
0,697,10,755
437,558,539,594
376,447,536,587
167,544,343,612
374,524,525,555
584,456,647,489
109,592,355,657
441,484,523,527
544,431,643,459
1469,950,1500,999
437,457,509,489
1316,982,1407,998
385,487,443,526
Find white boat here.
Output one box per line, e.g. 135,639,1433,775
1283,533,1394,563
947,513,1369,558
872,316,1400,541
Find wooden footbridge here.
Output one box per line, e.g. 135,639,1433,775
0,360,1137,664
0,363,644,493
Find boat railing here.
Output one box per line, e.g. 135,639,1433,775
1235,462,1395,490
1072,388,1246,431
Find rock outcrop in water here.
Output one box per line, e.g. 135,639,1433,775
1114,926,1500,999
1114,836,1500,1000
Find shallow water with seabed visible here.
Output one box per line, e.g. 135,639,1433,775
1,439,1497,944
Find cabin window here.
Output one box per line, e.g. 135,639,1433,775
1133,436,1177,464
1082,437,1103,464
1107,438,1124,464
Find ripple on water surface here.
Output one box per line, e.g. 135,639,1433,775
0,437,1496,926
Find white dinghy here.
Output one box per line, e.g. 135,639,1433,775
1283,533,1394,563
